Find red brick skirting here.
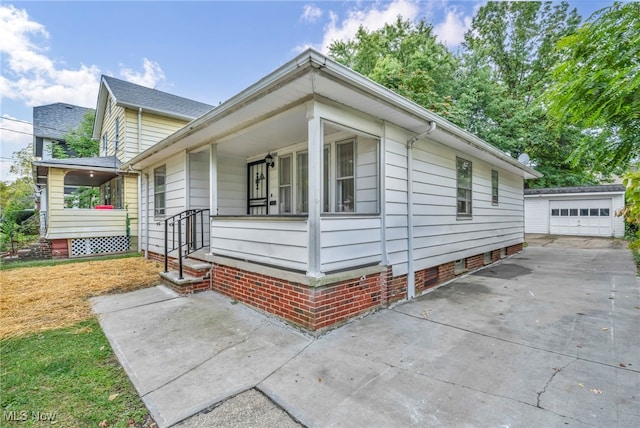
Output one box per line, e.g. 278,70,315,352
150,242,524,331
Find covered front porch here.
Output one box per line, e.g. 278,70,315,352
185,101,385,277
33,156,137,257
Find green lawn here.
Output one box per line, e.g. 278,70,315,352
1,318,150,427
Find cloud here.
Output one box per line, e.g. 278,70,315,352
301,4,323,23
0,115,33,182
119,58,166,88
319,0,421,53
0,4,166,109
433,7,473,48
0,5,100,108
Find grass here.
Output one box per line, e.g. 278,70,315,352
0,256,162,426
0,252,143,271
1,319,150,427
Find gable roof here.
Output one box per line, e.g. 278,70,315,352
123,49,541,180
525,184,625,196
93,76,213,139
33,103,94,140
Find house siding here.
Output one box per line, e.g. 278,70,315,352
410,138,524,272
123,110,191,162
188,149,210,210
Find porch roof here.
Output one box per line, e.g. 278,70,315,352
33,156,121,187
122,49,541,180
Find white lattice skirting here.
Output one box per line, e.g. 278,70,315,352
71,236,130,256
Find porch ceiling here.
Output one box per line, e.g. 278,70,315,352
64,170,118,187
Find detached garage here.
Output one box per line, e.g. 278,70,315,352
524,185,625,238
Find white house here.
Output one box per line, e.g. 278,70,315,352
524,185,625,237
123,49,541,331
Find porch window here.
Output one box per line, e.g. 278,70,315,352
296,152,308,213
154,165,166,216
491,170,499,205
457,157,472,217
279,155,292,213
336,140,355,212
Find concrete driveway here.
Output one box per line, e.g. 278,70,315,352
93,236,640,427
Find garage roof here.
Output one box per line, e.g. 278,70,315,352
525,184,625,195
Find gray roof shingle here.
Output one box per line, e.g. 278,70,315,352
33,156,121,169
524,184,625,195
33,103,94,140
103,76,213,119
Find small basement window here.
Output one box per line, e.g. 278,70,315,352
454,259,466,274
483,252,492,265
500,248,506,258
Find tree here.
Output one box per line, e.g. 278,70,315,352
329,17,459,116
53,110,98,158
545,2,640,171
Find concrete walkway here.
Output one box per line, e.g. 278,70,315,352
92,237,640,427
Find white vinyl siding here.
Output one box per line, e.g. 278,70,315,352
320,216,382,272
123,110,191,162
211,218,308,271
410,140,524,272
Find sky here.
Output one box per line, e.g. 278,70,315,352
0,0,615,182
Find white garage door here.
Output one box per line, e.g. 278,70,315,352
549,199,612,236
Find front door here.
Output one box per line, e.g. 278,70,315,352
247,160,268,215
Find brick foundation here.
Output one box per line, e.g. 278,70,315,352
149,242,525,332
50,239,69,258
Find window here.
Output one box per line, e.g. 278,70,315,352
590,208,599,216
483,252,492,265
114,118,119,151
560,209,569,216
323,147,330,212
551,209,560,216
296,152,308,213
102,133,107,155
456,158,472,216
491,170,499,205
278,155,292,213
580,208,589,216
570,209,578,216
154,166,166,216
336,140,355,212
600,208,610,216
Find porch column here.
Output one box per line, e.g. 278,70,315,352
307,101,322,277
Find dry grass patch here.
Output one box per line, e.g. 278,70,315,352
0,257,160,338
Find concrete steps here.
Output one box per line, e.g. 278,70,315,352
159,257,212,294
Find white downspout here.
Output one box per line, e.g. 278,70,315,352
145,172,150,257
406,121,436,299
137,108,144,255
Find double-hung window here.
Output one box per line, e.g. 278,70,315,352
336,139,355,212
102,133,108,156
278,155,292,213
154,166,166,216
114,118,120,151
456,157,472,217
491,170,499,205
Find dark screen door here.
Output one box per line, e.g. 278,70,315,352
247,160,268,215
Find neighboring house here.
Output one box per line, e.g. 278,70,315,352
33,103,94,161
524,185,625,237
123,49,541,332
33,77,212,258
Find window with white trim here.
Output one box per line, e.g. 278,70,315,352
491,170,499,205
114,117,120,151
102,133,108,156
457,157,472,216
154,165,166,216
278,155,292,213
336,139,355,212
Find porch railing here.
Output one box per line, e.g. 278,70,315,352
164,209,210,279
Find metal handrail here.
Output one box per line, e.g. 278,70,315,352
163,208,210,279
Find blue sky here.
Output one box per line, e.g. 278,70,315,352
0,0,615,181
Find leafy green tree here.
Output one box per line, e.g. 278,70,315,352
458,1,594,187
545,2,640,171
62,110,99,158
329,17,458,115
